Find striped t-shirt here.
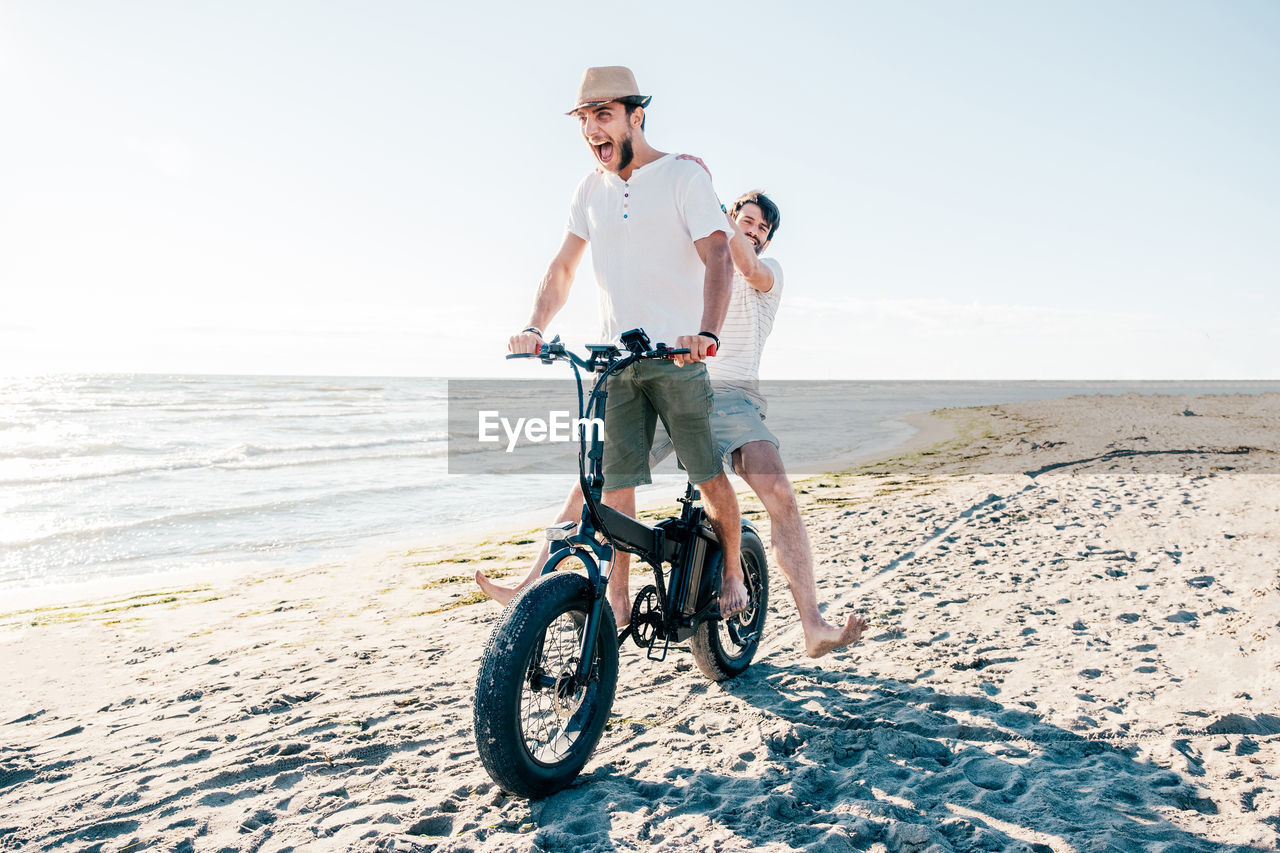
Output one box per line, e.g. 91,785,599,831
708,257,783,411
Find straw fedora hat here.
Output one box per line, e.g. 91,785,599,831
566,66,652,115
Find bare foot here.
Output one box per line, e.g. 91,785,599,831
805,613,869,659
474,570,523,607
719,574,749,619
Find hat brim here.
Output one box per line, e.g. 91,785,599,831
566,94,651,116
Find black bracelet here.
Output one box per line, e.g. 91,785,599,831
521,326,544,338
698,330,720,347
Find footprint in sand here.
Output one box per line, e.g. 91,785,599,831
406,815,453,837
6,710,46,725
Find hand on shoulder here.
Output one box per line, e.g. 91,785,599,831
676,153,712,178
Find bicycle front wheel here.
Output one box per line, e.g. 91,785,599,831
473,571,618,798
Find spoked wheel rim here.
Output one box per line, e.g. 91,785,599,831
519,608,599,766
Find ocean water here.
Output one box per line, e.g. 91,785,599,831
2,374,1276,595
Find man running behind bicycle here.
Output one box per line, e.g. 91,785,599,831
484,189,868,658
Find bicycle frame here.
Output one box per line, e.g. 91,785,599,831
476,331,770,799
508,332,727,685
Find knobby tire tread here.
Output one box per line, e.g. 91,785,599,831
473,571,618,798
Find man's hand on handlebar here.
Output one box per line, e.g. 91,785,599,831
509,330,544,355
672,333,717,368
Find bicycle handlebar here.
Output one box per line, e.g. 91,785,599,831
506,338,700,366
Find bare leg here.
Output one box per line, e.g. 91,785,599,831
697,472,747,618
475,483,583,606
735,442,868,657
602,487,635,627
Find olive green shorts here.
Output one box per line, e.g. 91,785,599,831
602,360,722,491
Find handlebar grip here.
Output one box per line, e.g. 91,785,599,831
506,352,538,359
707,344,716,357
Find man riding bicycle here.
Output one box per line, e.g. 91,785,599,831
507,66,747,626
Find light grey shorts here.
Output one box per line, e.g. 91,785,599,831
649,385,779,474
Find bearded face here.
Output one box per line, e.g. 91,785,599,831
577,102,639,174
735,203,772,255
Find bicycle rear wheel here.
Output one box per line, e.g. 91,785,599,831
690,527,768,681
474,571,618,798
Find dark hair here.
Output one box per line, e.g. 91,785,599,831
730,190,780,241
622,98,647,132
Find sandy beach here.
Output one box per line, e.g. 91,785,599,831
2,392,1278,852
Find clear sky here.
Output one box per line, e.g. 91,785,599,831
2,0,1276,379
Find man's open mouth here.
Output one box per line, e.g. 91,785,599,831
593,142,614,165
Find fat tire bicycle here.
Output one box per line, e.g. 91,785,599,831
473,329,769,798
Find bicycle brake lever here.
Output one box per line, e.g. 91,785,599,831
647,343,691,359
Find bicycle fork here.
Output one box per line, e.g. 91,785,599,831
571,555,614,688
525,550,612,693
